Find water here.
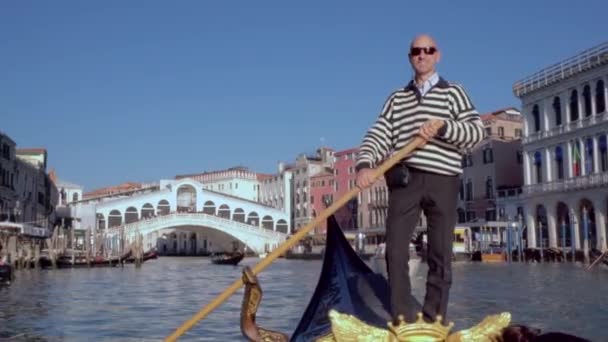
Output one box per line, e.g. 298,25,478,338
1,257,607,341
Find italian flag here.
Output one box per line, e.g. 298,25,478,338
573,144,581,176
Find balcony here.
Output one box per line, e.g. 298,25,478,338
523,112,608,144
513,42,608,98
523,171,608,195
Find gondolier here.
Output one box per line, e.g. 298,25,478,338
355,34,484,324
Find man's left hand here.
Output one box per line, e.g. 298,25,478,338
419,119,445,141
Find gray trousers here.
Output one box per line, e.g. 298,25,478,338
384,166,459,324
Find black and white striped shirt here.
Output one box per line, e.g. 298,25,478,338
355,77,484,176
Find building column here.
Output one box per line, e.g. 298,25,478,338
579,139,587,176
594,197,607,251
525,208,537,248
570,207,581,250
593,135,600,173
547,207,558,248
566,141,573,178
578,85,584,121
544,147,552,182
591,83,597,116
523,151,531,185
604,76,608,115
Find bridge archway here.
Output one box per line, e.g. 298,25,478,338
177,184,197,212
125,206,138,224
142,203,155,218
262,215,274,230
203,201,216,215
108,210,122,228
218,204,231,219
233,208,245,223
247,212,259,226
276,219,288,233
157,200,170,215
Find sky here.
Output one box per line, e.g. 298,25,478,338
1,0,606,192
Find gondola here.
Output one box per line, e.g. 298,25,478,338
237,215,594,342
211,251,244,266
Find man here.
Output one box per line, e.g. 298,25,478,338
355,34,484,324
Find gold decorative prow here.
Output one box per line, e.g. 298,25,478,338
317,309,511,342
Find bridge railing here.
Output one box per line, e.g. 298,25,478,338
106,212,288,240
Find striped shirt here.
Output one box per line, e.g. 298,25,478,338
355,77,485,176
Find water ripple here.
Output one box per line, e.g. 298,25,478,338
0,258,605,341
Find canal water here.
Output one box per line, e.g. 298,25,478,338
1,257,607,341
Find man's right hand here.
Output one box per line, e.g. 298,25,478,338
356,168,376,189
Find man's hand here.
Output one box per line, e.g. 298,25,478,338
418,119,445,144
356,168,376,189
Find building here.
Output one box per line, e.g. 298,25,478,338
308,169,335,234
333,148,359,231
258,162,293,216
175,166,261,202
49,169,84,228
0,132,57,236
458,108,524,223
513,41,608,251
291,147,334,231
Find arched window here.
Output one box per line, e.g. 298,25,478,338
553,96,562,126
596,80,606,114
570,89,579,121
534,151,543,183
555,146,564,180
532,105,540,132
583,85,592,117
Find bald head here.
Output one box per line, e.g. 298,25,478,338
410,34,438,50
408,34,441,80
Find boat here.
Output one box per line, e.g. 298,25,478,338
0,263,12,286
211,251,244,266
238,214,515,341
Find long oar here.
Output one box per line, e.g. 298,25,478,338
164,136,426,341
585,251,607,271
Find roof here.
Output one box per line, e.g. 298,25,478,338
256,173,274,181
16,148,47,155
84,182,143,197
334,147,359,156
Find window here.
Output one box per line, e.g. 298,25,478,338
534,151,543,183
555,146,564,180
553,96,562,126
485,209,496,222
485,127,492,137
532,105,541,132
596,80,606,114
485,177,494,199
570,89,579,121
515,129,522,137
483,148,493,164
498,127,504,137
465,179,473,201
583,85,592,117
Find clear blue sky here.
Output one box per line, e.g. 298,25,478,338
1,1,606,191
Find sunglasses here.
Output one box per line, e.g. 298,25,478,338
410,46,437,56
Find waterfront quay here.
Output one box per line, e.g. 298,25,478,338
1,256,606,341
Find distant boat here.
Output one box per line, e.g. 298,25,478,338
0,263,12,286
211,251,244,266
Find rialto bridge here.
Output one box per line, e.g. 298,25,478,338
80,179,290,255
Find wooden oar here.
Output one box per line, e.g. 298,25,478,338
585,251,607,271
164,136,426,342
